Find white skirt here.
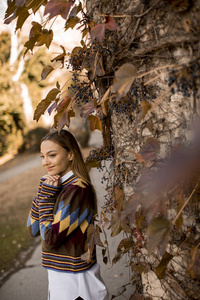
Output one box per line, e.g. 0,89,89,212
47,263,109,300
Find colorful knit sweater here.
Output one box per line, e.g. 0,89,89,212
27,172,96,273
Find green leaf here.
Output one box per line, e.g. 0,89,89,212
41,65,54,80
44,0,74,20
155,251,173,279
112,63,137,101
87,115,102,131
147,216,171,256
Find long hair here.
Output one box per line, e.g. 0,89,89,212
41,129,97,212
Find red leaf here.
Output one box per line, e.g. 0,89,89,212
44,0,74,20
105,16,118,31
91,23,105,43
48,101,58,115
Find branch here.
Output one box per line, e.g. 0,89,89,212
172,183,199,226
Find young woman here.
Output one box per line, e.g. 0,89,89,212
27,129,108,300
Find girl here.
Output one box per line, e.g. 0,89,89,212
27,129,108,300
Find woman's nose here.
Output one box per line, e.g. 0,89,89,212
43,157,50,165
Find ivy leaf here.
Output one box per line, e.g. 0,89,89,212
44,0,74,20
48,101,58,116
110,213,122,237
15,6,30,30
114,186,124,213
155,251,173,279
80,101,96,120
104,15,118,31
26,0,48,14
54,97,74,131
51,45,66,68
4,1,16,21
16,0,26,7
139,137,160,162
112,63,137,101
87,115,102,131
134,100,151,128
65,16,80,30
147,215,171,256
187,247,200,279
91,23,105,43
34,88,60,121
24,22,42,55
84,224,104,262
41,65,54,80
36,29,53,48
91,16,117,43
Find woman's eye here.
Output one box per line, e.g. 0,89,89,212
50,154,56,158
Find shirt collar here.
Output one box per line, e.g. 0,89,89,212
60,170,74,183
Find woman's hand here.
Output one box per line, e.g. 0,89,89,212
43,174,60,187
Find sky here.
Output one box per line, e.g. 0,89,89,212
0,0,6,18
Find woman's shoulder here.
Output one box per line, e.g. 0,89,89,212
62,175,91,190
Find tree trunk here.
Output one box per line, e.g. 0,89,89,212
86,0,200,299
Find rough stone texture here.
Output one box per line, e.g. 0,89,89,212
86,0,200,299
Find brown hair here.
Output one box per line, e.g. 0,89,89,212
42,130,97,213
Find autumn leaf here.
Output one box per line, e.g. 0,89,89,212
34,88,60,121
44,0,74,20
87,115,102,131
15,6,30,30
48,101,58,116
50,45,66,68
187,247,200,279
139,137,160,162
91,16,117,43
26,0,48,14
155,251,173,279
110,212,122,237
147,215,171,256
112,63,137,101
134,100,151,128
80,101,96,119
41,65,54,80
65,16,80,30
114,186,124,213
54,97,74,131
36,29,53,48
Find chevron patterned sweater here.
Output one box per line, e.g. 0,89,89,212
27,173,96,272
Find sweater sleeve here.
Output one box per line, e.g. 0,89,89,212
39,180,94,250
27,177,59,237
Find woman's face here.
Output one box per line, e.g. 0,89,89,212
40,140,73,176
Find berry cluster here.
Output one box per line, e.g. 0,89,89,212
109,82,155,122
86,147,111,171
168,59,200,97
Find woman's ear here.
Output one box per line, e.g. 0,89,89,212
68,152,73,161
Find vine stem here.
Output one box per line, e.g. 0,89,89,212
133,0,159,18
172,183,199,226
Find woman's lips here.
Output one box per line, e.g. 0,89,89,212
47,166,54,171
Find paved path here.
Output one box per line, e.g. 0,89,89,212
0,156,133,300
